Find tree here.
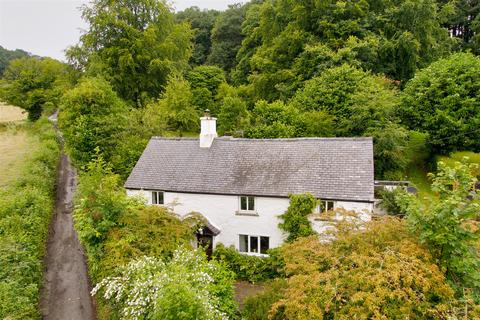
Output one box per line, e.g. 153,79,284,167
67,0,193,106
399,52,480,154
278,193,317,242
187,65,226,114
58,77,128,167
149,74,199,133
0,45,31,76
176,7,219,66
398,160,480,293
1,57,73,120
244,100,299,138
92,248,237,319
208,3,246,72
233,0,453,100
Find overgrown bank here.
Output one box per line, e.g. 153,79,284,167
0,119,60,318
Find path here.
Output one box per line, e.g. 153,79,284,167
39,153,96,320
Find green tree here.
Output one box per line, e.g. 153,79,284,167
398,160,480,293
245,100,299,138
187,65,226,114
2,57,73,120
58,77,128,167
67,0,193,106
278,193,317,242
176,7,219,65
399,52,480,154
234,0,453,100
150,74,199,133
208,3,246,72
0,45,31,76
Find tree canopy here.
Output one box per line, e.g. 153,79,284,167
67,0,193,106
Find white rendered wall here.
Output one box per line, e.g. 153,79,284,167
126,189,373,251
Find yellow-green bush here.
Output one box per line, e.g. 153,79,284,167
266,217,469,319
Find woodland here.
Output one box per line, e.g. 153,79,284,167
0,0,480,319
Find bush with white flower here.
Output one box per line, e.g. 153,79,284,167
92,247,237,320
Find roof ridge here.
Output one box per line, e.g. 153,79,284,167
151,136,372,142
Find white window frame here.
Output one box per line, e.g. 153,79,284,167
238,234,270,255
317,200,335,213
151,191,164,205
238,196,256,214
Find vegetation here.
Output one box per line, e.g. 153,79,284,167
400,52,480,154
0,119,60,319
67,0,193,107
93,248,237,320
278,193,317,242
398,160,480,295
212,244,283,283
1,57,74,120
0,128,35,187
2,0,480,317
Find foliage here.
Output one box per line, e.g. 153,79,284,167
0,119,60,319
212,244,284,283
400,52,480,154
148,74,199,133
270,217,463,319
377,188,408,216
234,0,453,100
208,3,246,72
0,45,31,76
187,65,226,113
440,0,480,53
398,160,480,294
245,100,299,138
176,7,219,66
1,57,74,120
92,248,237,320
242,279,287,320
58,77,128,168
73,153,133,277
67,0,193,106
278,193,317,242
100,205,198,280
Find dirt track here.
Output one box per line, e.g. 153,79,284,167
39,153,96,320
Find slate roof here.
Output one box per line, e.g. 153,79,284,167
125,137,375,202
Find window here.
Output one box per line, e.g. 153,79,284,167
152,191,164,205
317,200,334,213
240,196,255,211
239,235,269,254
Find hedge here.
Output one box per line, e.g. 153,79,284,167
0,119,60,319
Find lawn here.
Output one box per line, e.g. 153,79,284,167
0,103,27,122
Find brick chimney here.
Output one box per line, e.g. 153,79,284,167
200,109,217,148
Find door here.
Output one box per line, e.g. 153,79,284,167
196,234,213,258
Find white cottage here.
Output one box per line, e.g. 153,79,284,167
125,115,375,255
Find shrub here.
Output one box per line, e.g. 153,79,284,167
242,279,287,320
93,247,237,320
269,217,462,319
212,244,284,283
0,119,60,319
398,160,480,294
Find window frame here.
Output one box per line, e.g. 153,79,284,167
317,200,335,213
151,191,164,205
238,234,270,255
238,196,256,214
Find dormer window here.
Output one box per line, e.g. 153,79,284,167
240,196,255,211
152,191,164,205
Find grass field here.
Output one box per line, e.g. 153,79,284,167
0,129,37,187
0,103,27,122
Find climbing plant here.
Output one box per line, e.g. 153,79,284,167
278,193,317,242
